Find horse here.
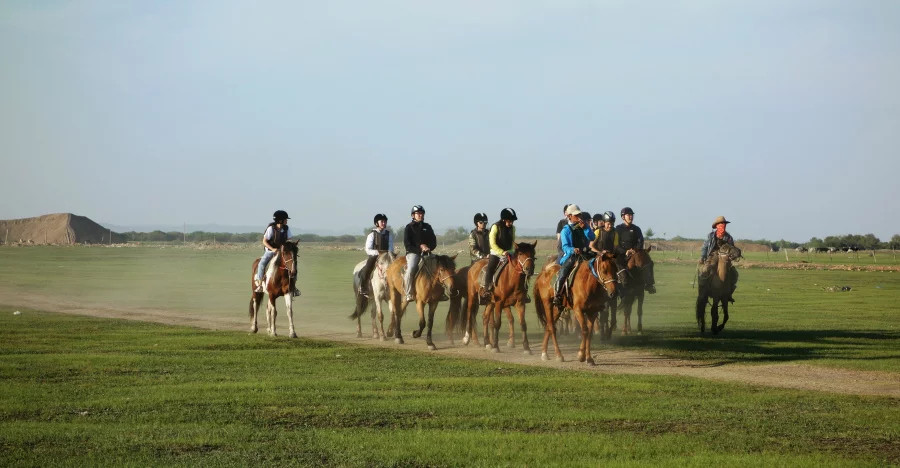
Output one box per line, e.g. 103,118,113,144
385,253,457,350
461,242,537,353
618,246,655,335
445,264,472,345
249,241,300,338
349,251,396,340
696,242,742,334
533,252,617,364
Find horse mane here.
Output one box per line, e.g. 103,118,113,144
418,254,456,281
515,241,536,256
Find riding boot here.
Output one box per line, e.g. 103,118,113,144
482,255,500,298
254,278,264,293
552,277,564,308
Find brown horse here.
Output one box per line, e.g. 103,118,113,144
460,242,537,353
696,242,741,334
249,241,300,338
618,246,655,335
385,254,457,349
533,252,617,364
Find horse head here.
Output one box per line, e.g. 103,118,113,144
596,251,618,298
514,241,538,278
281,241,299,278
428,254,458,298
627,246,653,269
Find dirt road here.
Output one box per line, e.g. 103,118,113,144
6,293,898,399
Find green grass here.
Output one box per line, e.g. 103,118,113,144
1,311,897,466
0,245,897,372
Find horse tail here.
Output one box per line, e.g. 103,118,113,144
534,285,547,328
695,295,706,326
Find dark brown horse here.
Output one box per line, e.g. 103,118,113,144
533,252,617,364
385,254,456,349
249,241,300,338
445,264,472,345
618,246,655,335
462,242,537,353
696,242,741,334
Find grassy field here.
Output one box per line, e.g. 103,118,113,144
0,244,896,372
1,311,897,466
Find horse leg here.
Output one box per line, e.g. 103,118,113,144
718,300,729,333
583,312,597,366
609,298,617,334
620,296,631,336
711,299,720,335
505,306,515,348
516,302,531,354
391,291,404,344
636,292,644,335
266,298,277,336
696,294,707,333
483,303,494,350
491,305,502,353
574,310,587,362
425,302,438,351
598,304,609,342
549,307,565,362
285,294,297,338
249,292,263,333
411,299,426,339
375,298,387,341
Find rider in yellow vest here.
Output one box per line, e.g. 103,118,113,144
481,208,517,296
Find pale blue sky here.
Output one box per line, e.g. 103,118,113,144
2,1,898,240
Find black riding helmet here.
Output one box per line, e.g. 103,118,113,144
500,208,518,221
592,213,604,223
578,212,591,223
602,211,616,223
620,207,634,216
473,212,488,225
273,210,290,221
410,205,425,215
373,213,388,225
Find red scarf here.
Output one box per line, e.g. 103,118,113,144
715,224,726,238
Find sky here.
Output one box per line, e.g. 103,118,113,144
1,1,898,241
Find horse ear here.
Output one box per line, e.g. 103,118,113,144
450,254,458,260
531,240,537,248
646,245,652,252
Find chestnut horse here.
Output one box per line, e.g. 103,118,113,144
385,254,457,350
618,246,655,335
533,252,617,364
349,251,396,339
696,242,741,334
249,241,300,338
460,242,537,353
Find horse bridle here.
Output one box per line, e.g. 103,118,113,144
593,256,617,285
278,245,297,280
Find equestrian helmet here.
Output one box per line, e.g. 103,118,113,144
592,213,604,223
578,212,591,223
410,205,425,214
620,206,635,216
500,207,518,221
273,210,290,220
602,211,616,223
473,212,488,225
373,213,388,225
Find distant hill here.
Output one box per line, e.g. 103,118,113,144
0,213,123,245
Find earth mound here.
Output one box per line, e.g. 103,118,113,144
0,213,123,245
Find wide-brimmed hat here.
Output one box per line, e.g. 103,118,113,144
711,216,731,228
564,204,582,216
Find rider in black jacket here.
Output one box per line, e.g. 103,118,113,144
403,205,437,301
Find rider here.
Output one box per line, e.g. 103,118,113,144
556,204,572,258
481,208,517,296
403,205,437,302
552,204,595,307
357,213,394,297
614,207,655,293
255,210,295,294
590,211,618,255
699,216,738,302
468,212,490,264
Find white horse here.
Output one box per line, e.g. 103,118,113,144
350,251,396,339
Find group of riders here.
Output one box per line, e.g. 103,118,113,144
253,207,738,304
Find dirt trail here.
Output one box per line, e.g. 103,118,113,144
5,293,898,399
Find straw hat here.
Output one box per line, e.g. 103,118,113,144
711,216,731,228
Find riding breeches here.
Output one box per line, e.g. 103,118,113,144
359,255,378,288
256,249,277,280
483,254,501,289
555,256,578,295
404,253,421,298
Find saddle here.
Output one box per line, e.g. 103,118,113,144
478,255,510,289
553,257,585,303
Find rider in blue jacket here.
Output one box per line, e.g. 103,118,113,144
553,205,595,307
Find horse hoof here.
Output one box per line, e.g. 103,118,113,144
427,344,437,351
289,332,297,339
380,336,387,342
491,347,499,354
523,349,533,355
586,358,596,366
395,337,404,345
485,344,492,351
577,352,585,362
462,335,470,346
412,330,422,339
250,328,257,334
556,355,565,363
541,352,549,361
357,332,363,338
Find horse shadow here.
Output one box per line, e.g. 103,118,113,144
606,329,900,365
